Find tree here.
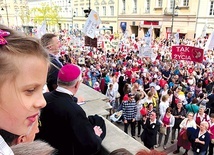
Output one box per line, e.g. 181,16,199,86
30,3,61,26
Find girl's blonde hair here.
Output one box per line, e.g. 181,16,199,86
0,25,49,86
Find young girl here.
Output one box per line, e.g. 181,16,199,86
0,25,49,154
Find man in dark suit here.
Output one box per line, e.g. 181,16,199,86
36,64,104,155
41,33,63,91
141,110,160,149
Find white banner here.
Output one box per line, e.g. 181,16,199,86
144,26,153,46
142,46,152,57
36,21,47,38
78,57,85,64
174,32,180,45
205,31,214,50
83,10,101,39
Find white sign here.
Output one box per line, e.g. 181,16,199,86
205,31,214,50
83,10,101,39
142,46,152,57
104,40,119,52
78,57,85,64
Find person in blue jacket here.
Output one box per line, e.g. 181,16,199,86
187,121,210,155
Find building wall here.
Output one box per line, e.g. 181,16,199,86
195,0,214,39
4,0,213,40
0,0,28,28
117,0,199,39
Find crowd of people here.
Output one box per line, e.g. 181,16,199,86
0,22,214,155
55,31,214,154
53,29,214,154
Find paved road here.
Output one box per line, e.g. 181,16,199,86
110,121,194,155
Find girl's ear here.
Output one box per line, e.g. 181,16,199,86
16,135,27,144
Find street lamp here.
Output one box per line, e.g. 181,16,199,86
84,0,91,17
170,0,179,46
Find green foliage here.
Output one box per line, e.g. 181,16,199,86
19,6,30,25
30,3,61,26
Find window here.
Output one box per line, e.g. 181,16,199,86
74,23,78,29
110,6,114,16
156,0,162,7
81,8,84,16
103,6,106,16
183,0,189,6
96,7,99,14
145,0,150,13
133,0,137,13
122,0,126,13
75,8,78,16
169,0,174,10
210,1,214,15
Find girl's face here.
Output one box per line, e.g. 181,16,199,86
0,56,48,136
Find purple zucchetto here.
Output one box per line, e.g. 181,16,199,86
58,64,81,82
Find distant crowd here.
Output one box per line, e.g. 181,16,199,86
55,31,214,154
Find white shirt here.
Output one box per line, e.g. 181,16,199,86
150,119,157,124
159,101,169,116
56,86,74,96
0,135,14,155
180,118,197,129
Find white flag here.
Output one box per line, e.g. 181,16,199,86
144,26,153,46
201,21,207,38
83,10,101,39
174,32,180,45
205,31,214,51
36,21,47,38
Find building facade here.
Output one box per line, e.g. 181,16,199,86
117,0,197,39
1,0,213,39
0,0,28,29
72,0,118,35
72,0,214,40
195,0,214,39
